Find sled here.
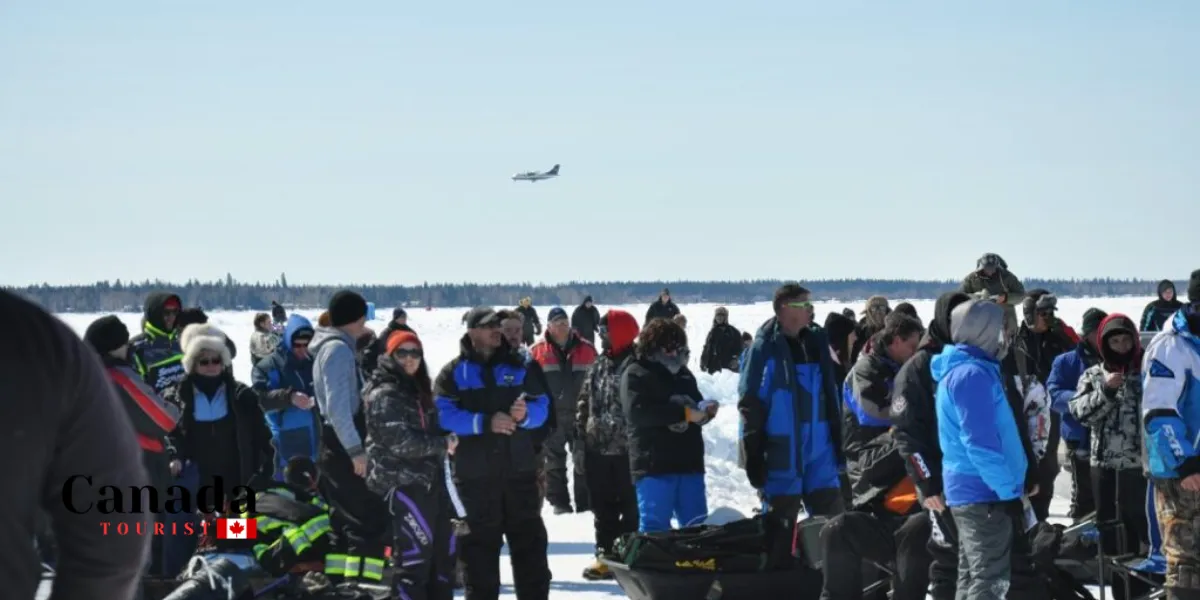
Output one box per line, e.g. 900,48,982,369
601,557,822,600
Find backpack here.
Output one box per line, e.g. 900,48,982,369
610,516,770,574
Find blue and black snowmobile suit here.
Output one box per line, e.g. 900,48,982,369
252,314,319,481
738,317,845,566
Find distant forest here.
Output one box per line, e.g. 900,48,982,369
3,273,1177,314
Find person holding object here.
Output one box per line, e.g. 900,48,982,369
435,306,552,600
252,313,319,481
364,329,460,600
309,290,389,590
621,318,717,533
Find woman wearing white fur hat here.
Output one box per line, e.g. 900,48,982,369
166,323,274,505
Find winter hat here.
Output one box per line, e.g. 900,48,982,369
714,306,729,317
1098,314,1140,368
1081,309,1108,338
386,329,422,355
176,307,209,330
861,295,890,315
602,309,639,355
1189,269,1200,304
180,323,232,373
327,291,368,327
547,307,569,323
464,306,500,329
392,307,407,320
84,315,130,355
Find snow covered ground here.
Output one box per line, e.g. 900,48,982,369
50,295,1157,599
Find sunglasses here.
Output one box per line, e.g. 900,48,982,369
293,340,311,349
393,348,423,359
784,301,813,309
196,357,223,367
163,308,179,316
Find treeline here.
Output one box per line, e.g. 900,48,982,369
3,273,1176,314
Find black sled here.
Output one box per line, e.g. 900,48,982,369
602,515,824,600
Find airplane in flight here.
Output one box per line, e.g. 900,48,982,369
511,164,560,182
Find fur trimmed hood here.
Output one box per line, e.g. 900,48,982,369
180,322,232,373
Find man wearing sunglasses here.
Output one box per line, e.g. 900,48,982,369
129,291,187,400
252,313,319,482
739,283,845,567
1010,290,1080,520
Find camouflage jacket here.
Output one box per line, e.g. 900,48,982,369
363,354,449,495
576,349,635,456
1069,364,1144,470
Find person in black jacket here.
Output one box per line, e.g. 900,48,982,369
824,311,858,390
516,298,542,346
361,307,416,377
621,318,718,532
1012,289,1080,521
168,323,275,501
434,307,552,600
891,291,1044,600
643,288,681,325
1141,279,1184,332
0,290,151,600
820,314,930,600
700,306,743,374
571,296,602,343
365,329,459,600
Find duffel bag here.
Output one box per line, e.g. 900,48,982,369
610,516,770,574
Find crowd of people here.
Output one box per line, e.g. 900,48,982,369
7,255,1200,600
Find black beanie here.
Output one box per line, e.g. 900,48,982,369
1081,308,1108,338
1189,269,1200,304
85,315,130,355
328,291,368,327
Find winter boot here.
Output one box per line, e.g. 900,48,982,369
581,558,613,581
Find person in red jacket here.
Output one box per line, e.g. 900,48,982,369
531,307,598,514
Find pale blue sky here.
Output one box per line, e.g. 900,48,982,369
2,2,1197,287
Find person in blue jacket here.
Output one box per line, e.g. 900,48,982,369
1045,307,1106,520
933,299,1028,600
252,313,319,481
1142,270,1200,600
738,283,845,567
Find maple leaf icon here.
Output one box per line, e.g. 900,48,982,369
229,521,244,535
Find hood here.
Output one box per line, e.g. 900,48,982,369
949,299,1007,360
142,292,182,334
931,343,998,382
1159,280,1177,301
309,325,354,357
823,312,856,355
1097,313,1141,371
604,309,639,356
581,295,593,306
283,313,314,349
924,291,972,349
180,323,231,374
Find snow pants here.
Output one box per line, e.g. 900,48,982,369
389,485,457,600
818,510,932,600
761,487,844,569
927,505,1046,600
457,475,550,600
635,473,707,533
584,451,638,554
1094,467,1152,600
1156,479,1200,600
255,520,334,577
543,405,588,512
318,426,388,584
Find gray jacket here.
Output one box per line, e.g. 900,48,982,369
310,326,365,457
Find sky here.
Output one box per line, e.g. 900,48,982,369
2,1,1198,287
